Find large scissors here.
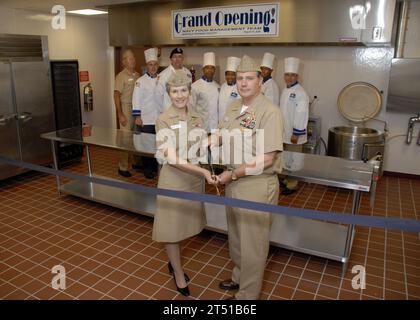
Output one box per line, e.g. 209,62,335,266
207,146,220,196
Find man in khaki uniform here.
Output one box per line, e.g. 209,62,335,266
214,55,284,300
114,49,141,177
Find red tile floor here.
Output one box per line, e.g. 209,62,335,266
0,146,419,300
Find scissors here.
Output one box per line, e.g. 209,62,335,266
207,146,220,196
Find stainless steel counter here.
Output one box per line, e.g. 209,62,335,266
41,126,156,157
42,126,375,275
281,151,372,191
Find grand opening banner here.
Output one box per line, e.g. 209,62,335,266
172,3,279,39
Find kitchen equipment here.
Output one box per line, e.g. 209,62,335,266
328,82,385,175
50,60,83,167
387,58,420,114
109,0,396,47
337,82,382,123
0,34,55,180
303,116,322,154
328,126,385,160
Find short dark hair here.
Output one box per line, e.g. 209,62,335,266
170,48,183,58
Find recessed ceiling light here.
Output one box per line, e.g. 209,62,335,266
68,9,108,15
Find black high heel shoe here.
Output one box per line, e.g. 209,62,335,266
168,262,190,296
168,262,190,282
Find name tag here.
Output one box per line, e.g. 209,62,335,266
170,124,181,129
128,78,134,82
289,93,296,98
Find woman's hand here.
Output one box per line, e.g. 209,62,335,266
203,169,218,185
217,170,232,185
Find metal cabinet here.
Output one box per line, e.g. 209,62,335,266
0,34,55,180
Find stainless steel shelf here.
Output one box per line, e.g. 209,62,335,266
60,178,353,263
60,178,156,218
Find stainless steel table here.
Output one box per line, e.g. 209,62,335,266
42,126,376,276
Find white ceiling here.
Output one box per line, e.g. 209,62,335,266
0,0,153,13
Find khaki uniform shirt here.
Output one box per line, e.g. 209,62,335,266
218,93,284,175
114,68,140,105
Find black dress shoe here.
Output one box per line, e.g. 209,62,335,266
144,171,155,179
132,163,143,171
281,188,296,196
168,262,190,296
118,169,132,177
219,279,239,291
168,262,190,283
174,278,190,297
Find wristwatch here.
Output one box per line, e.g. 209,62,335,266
231,170,239,181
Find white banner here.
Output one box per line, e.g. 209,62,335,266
172,3,279,39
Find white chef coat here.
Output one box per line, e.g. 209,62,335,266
218,82,240,123
190,77,220,132
132,72,161,125
156,65,192,111
261,77,280,106
279,82,309,144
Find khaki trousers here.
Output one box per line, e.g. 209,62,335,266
283,143,303,190
118,103,140,171
225,174,279,300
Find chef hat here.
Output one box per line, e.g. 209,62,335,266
203,52,216,67
144,47,158,63
167,70,191,87
226,56,241,72
284,57,300,74
237,55,260,73
170,47,183,58
261,52,275,69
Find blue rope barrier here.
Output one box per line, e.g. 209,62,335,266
1,155,419,233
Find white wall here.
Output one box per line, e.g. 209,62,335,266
160,9,420,176
0,6,115,128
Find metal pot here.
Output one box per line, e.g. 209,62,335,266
328,126,385,162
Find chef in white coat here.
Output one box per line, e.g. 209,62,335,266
156,48,192,111
218,56,241,123
279,57,309,195
260,52,280,106
190,52,220,132
132,47,161,179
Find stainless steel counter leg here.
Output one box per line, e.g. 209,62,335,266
51,141,61,196
85,145,93,176
342,190,361,277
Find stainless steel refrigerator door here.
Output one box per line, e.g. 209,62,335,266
11,61,55,166
0,61,22,179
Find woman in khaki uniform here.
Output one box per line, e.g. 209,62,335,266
153,70,217,296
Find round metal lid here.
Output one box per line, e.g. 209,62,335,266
337,82,382,123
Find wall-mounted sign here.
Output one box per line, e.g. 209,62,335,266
79,71,89,82
172,3,279,39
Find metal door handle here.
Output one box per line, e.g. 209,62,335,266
0,114,17,125
18,112,32,122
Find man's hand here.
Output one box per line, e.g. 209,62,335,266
119,113,127,127
134,117,143,126
291,134,299,144
203,170,218,185
218,170,232,185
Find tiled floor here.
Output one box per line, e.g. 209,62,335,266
1,146,419,300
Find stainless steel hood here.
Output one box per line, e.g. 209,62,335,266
108,0,397,47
